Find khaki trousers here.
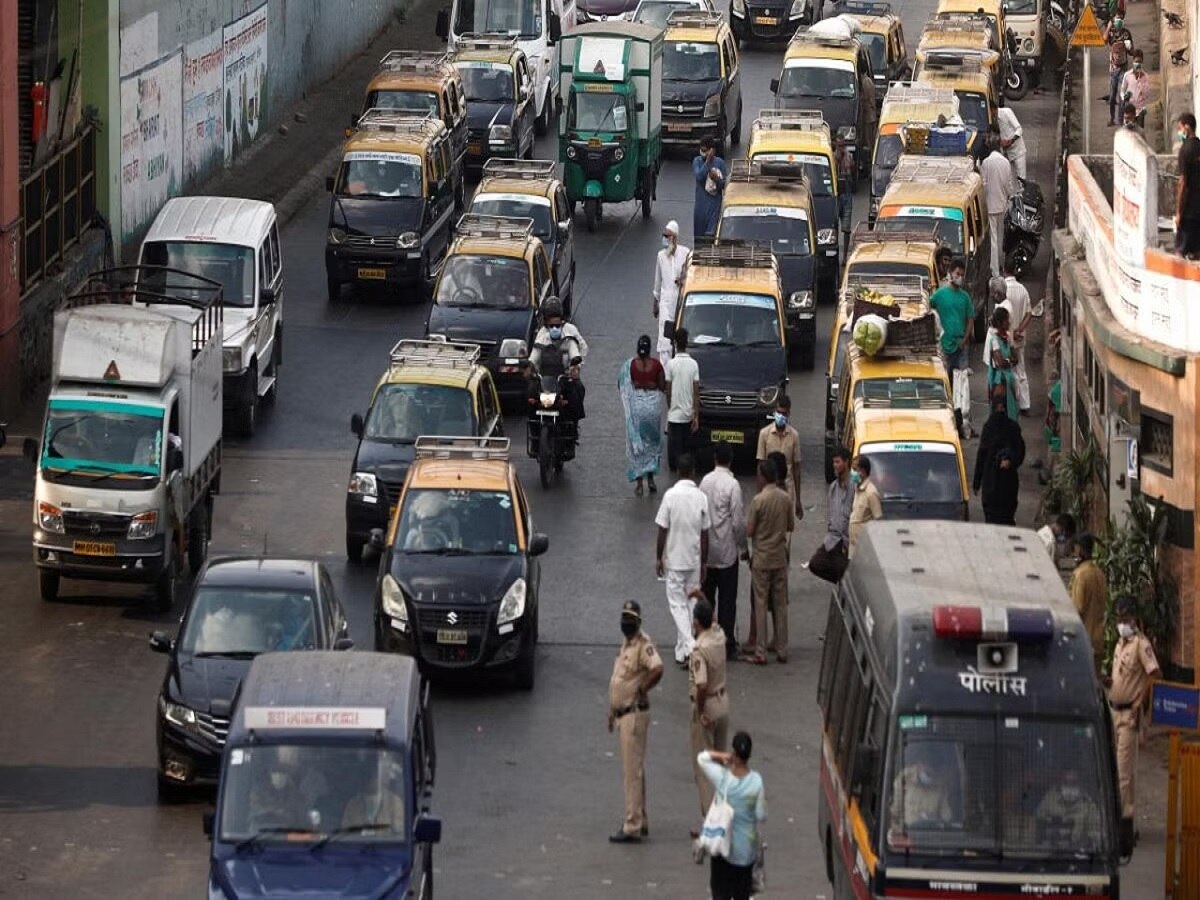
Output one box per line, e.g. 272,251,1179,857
1113,707,1139,818
618,709,650,834
690,706,730,815
752,565,789,659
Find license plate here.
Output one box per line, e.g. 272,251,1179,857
73,540,116,556
467,143,482,155
710,429,744,445
667,122,691,132
754,15,777,24
358,267,387,280
436,629,469,645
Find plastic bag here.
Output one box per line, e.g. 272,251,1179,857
853,314,889,356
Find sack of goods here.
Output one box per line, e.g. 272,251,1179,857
854,314,890,356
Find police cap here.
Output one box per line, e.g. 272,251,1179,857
620,600,642,622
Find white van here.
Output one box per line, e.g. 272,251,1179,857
140,197,283,437
436,0,575,135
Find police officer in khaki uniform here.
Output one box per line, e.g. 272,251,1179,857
688,593,730,816
608,600,664,843
1106,595,1161,850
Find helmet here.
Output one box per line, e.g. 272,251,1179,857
541,297,564,321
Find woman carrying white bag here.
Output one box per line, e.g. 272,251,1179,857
697,732,767,900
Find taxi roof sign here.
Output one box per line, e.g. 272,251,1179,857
244,706,387,730
1070,4,1107,48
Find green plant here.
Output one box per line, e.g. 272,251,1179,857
1040,436,1104,527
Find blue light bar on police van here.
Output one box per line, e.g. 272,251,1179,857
243,707,387,730
932,606,1054,643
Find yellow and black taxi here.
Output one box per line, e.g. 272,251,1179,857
914,53,998,135
371,436,549,690
715,158,818,369
661,11,743,152
324,110,457,303
425,214,554,404
935,0,1006,56
731,0,824,43
832,0,910,102
746,109,842,289
868,81,960,223
469,158,577,313
674,242,788,454
345,339,504,564
914,19,1003,107
769,26,877,188
451,35,538,172
359,50,469,208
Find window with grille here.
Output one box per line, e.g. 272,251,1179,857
1140,409,1173,476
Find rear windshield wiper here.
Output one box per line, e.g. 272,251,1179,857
404,547,474,556
236,826,316,851
309,822,397,852
194,650,259,659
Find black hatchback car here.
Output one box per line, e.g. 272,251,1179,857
149,558,352,799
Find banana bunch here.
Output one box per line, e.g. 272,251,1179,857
856,287,899,307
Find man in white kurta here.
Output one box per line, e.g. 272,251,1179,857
652,220,690,365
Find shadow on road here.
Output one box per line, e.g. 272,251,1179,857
0,765,164,813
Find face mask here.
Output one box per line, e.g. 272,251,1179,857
662,236,671,248
1117,622,1135,639
549,325,563,341
951,275,963,287
270,771,288,790
1056,533,1067,544
1179,130,1189,144
774,412,788,429
917,768,935,787
620,620,639,638
1133,62,1142,70
1061,786,1081,804
850,471,862,486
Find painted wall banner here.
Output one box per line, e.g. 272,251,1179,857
183,31,225,185
1112,128,1157,270
119,12,160,78
223,4,270,164
120,51,183,240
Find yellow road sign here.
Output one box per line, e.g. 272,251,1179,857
1070,4,1107,47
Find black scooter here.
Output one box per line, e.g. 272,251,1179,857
1004,178,1045,279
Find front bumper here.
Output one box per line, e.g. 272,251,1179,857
696,407,774,452
732,7,805,39
158,718,223,788
33,530,167,582
662,116,722,145
325,245,423,286
222,367,255,411
375,604,533,672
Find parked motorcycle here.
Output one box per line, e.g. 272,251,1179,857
1004,178,1045,279
1003,28,1034,101
525,367,582,488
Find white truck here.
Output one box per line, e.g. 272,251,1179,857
437,0,575,135
25,267,224,611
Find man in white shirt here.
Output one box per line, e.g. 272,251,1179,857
698,441,746,659
664,328,700,473
655,453,710,665
996,106,1027,180
1001,260,1032,413
981,135,1019,278
652,220,690,365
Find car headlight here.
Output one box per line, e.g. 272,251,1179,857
789,0,806,16
613,146,625,162
328,227,347,245
703,94,721,118
489,124,512,144
498,578,527,626
348,472,378,498
37,501,64,534
837,125,856,143
381,573,408,623
128,510,158,540
1022,37,1034,54
499,338,528,359
396,232,419,250
758,385,780,406
566,144,578,159
159,696,199,731
788,290,815,311
222,347,242,373
732,0,746,14
817,228,835,245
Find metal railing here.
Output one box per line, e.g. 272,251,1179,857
19,126,96,295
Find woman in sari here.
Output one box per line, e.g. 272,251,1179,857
618,334,666,496
984,306,1020,421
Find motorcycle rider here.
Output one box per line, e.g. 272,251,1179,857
528,297,589,441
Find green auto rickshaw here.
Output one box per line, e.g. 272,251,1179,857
558,22,664,232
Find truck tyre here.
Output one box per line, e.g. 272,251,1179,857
154,555,177,613
236,364,258,438
641,172,653,219
346,532,364,565
39,570,60,602
187,501,209,576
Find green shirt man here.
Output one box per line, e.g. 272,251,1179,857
930,262,974,360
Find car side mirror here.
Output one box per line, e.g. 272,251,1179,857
149,630,174,654
369,528,387,552
325,175,335,192
351,413,364,437
334,637,355,651
414,814,443,844
23,437,38,464
529,533,550,556
168,446,184,474
203,811,214,837
558,221,570,238
435,9,450,39
260,284,276,303
548,15,562,42
0,423,5,450
969,237,977,254
769,78,779,94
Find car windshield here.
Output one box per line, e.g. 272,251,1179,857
180,588,318,655
141,240,255,308
397,488,520,554
887,715,1112,859
41,399,164,477
365,89,440,116
855,377,946,405
453,0,542,38
874,215,963,254
436,255,530,308
336,153,423,199
569,91,630,133
365,384,475,442
955,91,989,131
751,152,834,196
664,42,720,81
719,209,812,256
635,1,701,28
873,133,904,172
861,33,887,74
219,744,408,843
471,195,553,240
1005,0,1036,13
860,444,962,502
681,292,782,347
778,62,857,98
457,63,515,102
847,261,932,287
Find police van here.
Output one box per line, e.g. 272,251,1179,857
817,521,1125,899
206,651,439,899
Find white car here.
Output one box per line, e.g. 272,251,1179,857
632,0,716,27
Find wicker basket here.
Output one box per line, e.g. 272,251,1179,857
886,312,939,347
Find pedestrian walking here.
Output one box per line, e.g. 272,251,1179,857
984,304,1020,421
1037,512,1076,563
693,137,728,239
655,453,710,665
696,734,766,900
755,394,804,520
1069,533,1108,676
745,458,793,665
847,454,883,558
607,600,664,843
996,106,1027,180
1119,50,1150,128
1104,16,1133,127
1001,261,1032,414
699,442,746,659
809,446,853,582
834,134,854,257
981,135,1019,278
973,390,1025,525
689,595,731,816
664,328,700,472
930,257,975,438
652,220,690,365
619,334,666,497
1175,113,1200,259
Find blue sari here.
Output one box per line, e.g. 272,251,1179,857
618,359,664,481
